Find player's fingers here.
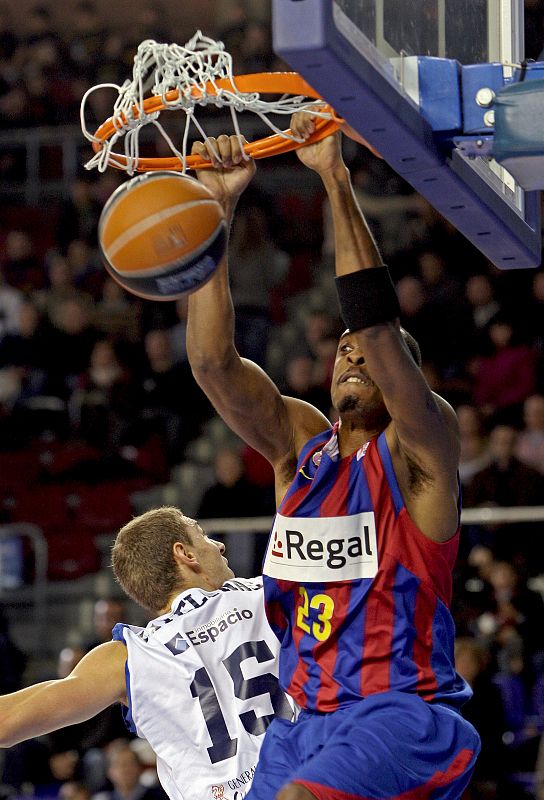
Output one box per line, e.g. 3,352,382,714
191,137,221,165
290,110,316,139
196,137,222,166
230,135,248,164
191,140,208,158
215,134,235,167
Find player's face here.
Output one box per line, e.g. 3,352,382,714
190,523,235,587
330,333,385,417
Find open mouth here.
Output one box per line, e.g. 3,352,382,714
340,372,371,386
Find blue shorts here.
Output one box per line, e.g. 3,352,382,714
246,691,480,800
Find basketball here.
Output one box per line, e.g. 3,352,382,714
98,171,226,300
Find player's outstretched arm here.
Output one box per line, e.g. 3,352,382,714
292,114,459,541
187,134,328,469
0,642,127,748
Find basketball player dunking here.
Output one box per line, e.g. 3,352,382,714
187,116,480,800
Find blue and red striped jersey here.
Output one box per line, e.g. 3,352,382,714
262,424,471,712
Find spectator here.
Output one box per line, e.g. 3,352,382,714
523,270,544,354
60,783,92,800
0,3,18,64
0,274,23,341
216,0,249,72
197,444,273,576
197,445,270,521
467,544,496,585
24,5,58,49
1,229,44,291
229,203,289,366
417,251,472,369
70,339,138,450
297,308,341,360
472,316,537,426
56,176,102,250
0,300,51,407
455,637,507,799
47,297,99,397
68,2,107,82
140,328,210,461
396,274,439,363
66,239,103,299
465,273,500,346
482,561,544,662
92,279,141,345
515,393,544,474
492,644,542,779
92,741,166,800
451,544,495,636
0,82,33,129
457,403,491,486
239,20,274,72
464,424,544,566
281,354,330,416
465,424,544,509
84,598,125,652
36,253,93,329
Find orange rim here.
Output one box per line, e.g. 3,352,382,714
91,72,342,171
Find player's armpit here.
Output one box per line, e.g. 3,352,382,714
0,641,127,748
385,396,461,543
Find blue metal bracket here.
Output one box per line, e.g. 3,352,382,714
452,136,495,158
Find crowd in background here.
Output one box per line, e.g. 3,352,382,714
0,0,275,132
1,0,544,798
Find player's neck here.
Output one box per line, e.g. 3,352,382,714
337,417,385,457
159,576,224,614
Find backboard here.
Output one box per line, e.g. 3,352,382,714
272,0,541,269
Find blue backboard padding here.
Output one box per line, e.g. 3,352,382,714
418,58,462,132
272,0,540,269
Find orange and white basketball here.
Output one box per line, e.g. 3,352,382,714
99,171,226,300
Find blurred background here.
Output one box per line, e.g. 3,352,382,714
1,1,544,798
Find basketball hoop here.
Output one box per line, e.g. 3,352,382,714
80,32,342,175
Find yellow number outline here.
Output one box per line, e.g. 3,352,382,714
296,587,311,634
296,587,335,642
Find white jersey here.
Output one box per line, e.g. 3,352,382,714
113,577,294,800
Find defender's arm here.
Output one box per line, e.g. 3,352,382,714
0,641,127,748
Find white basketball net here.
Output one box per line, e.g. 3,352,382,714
80,31,330,175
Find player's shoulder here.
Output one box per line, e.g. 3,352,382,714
283,394,330,436
280,394,332,462
153,577,265,629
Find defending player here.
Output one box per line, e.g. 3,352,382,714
0,507,294,800
186,121,480,800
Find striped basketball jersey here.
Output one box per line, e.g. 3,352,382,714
113,578,295,800
262,425,471,712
